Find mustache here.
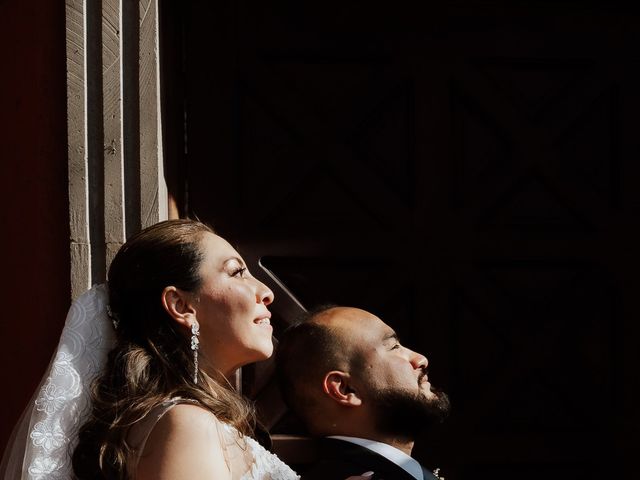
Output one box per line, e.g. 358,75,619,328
417,368,428,384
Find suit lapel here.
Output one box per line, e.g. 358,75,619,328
320,438,419,480
421,465,439,480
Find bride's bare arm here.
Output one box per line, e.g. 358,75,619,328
136,404,231,480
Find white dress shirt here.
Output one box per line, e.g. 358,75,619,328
328,435,424,480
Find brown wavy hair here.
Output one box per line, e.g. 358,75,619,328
72,219,257,479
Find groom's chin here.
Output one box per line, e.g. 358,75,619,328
425,388,451,422
371,387,451,438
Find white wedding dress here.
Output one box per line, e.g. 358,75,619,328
0,285,299,479
217,422,300,480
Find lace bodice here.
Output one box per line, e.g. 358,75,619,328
131,399,299,480
219,423,299,480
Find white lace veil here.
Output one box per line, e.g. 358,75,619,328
0,285,116,479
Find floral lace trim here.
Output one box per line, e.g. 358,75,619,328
25,285,115,479
220,424,300,480
242,434,300,480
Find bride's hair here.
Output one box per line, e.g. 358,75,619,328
72,219,256,479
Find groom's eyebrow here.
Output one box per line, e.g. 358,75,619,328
382,332,399,343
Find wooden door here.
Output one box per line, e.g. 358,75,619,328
161,2,639,478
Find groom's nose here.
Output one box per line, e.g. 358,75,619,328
408,349,428,370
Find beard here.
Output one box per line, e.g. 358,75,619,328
368,382,451,440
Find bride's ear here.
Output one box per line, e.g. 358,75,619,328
161,286,197,328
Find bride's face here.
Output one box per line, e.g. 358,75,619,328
194,232,274,377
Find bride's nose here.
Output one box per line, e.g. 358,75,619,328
256,280,274,305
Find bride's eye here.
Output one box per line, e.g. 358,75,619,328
232,267,247,278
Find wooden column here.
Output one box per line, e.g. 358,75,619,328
139,0,168,227
65,0,168,299
66,0,90,299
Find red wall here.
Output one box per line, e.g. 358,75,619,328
0,0,70,455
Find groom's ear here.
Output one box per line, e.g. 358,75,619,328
161,286,197,328
323,371,362,407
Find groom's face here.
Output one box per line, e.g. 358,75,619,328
331,308,450,436
334,308,436,399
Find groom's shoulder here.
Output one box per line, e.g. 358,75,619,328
298,438,401,480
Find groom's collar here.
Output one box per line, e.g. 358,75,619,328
327,435,424,480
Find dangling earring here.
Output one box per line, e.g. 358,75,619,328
190,322,200,384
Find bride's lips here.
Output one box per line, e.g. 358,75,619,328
254,314,272,329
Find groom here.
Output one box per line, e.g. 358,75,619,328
276,306,451,480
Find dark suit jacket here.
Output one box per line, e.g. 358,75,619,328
300,438,437,480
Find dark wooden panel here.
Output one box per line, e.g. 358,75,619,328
162,1,640,478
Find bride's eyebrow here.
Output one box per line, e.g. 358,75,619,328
223,256,245,267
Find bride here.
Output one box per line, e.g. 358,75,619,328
0,220,371,479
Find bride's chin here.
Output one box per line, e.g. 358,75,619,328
241,344,275,366
256,338,275,359
255,345,274,362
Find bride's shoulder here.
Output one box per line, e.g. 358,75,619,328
144,401,222,447
161,401,218,426
135,402,231,480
